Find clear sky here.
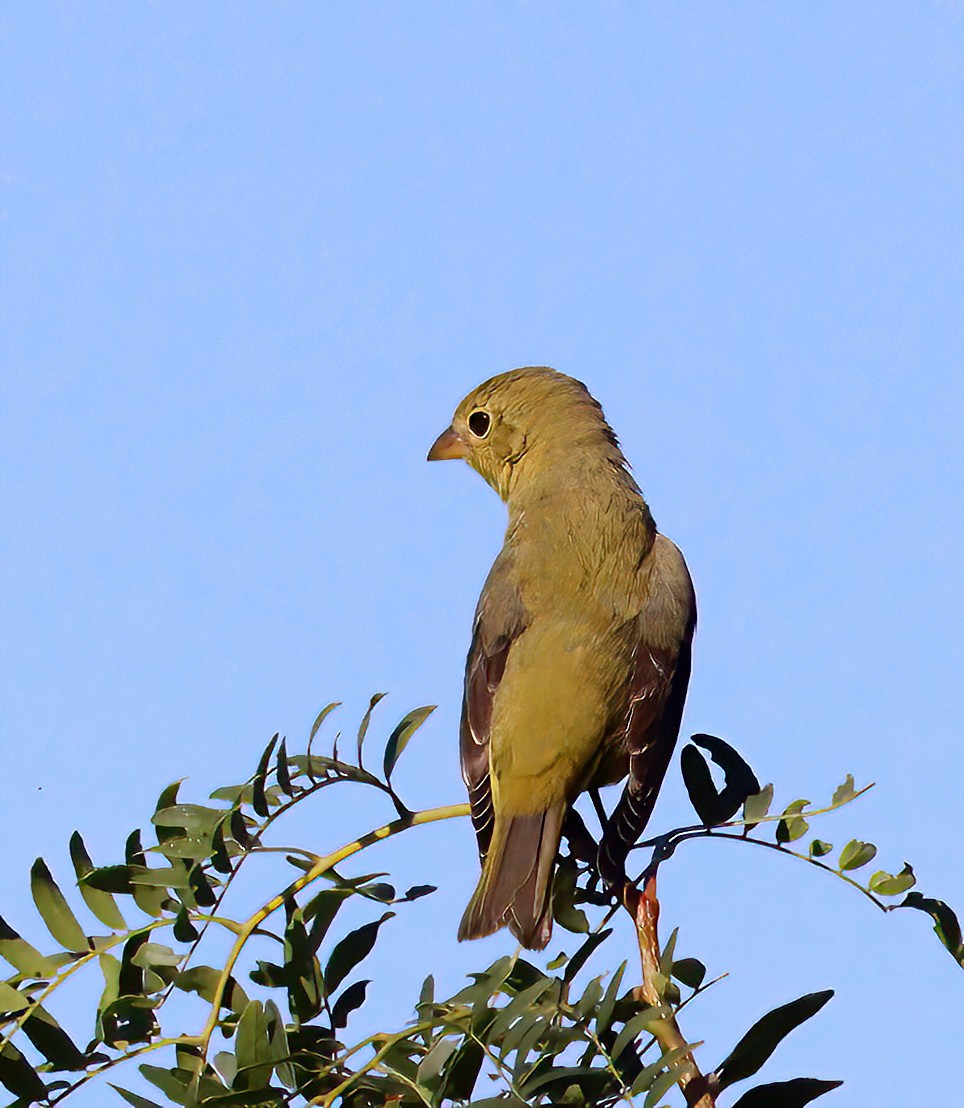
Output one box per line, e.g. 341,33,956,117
2,4,962,1106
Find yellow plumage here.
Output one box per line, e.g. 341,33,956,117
429,367,696,948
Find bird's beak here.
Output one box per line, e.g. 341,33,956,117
427,425,468,461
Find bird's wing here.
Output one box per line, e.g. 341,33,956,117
599,536,696,885
460,551,528,861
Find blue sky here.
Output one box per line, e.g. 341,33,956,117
2,4,962,1105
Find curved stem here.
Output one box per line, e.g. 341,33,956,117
196,803,470,1059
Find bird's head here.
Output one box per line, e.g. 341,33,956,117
427,366,622,501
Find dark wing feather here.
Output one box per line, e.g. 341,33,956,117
598,594,696,886
460,553,528,860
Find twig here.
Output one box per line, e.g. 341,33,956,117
623,875,718,1108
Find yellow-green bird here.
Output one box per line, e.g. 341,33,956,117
428,367,696,949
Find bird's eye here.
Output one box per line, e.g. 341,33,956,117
468,410,491,438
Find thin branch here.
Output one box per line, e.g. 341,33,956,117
623,876,717,1108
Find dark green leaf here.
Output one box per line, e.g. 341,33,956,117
680,744,722,825
22,1006,88,1070
838,840,876,871
356,693,387,768
437,1037,484,1101
30,858,88,952
563,928,612,983
383,704,436,780
403,884,436,901
303,887,354,952
809,840,833,858
691,734,761,820
716,990,834,1088
173,908,199,943
671,957,707,990
732,1077,843,1107
553,856,589,935
331,979,369,1028
275,738,293,796
126,832,169,917
0,1041,48,1103
900,893,964,963
69,832,126,930
324,913,394,995
230,808,255,850
109,1085,165,1108
252,734,280,818
776,800,810,844
868,863,916,896
282,902,324,1023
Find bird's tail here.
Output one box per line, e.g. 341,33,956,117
458,804,565,950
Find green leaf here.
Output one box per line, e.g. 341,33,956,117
69,832,126,931
303,887,354,951
809,839,833,858
383,704,436,780
868,863,916,896
642,1051,696,1105
831,774,855,806
900,893,964,963
140,1064,193,1103
176,966,249,1014
595,961,627,1036
151,804,223,831
716,990,834,1088
743,784,773,828
234,1000,273,1090
275,738,293,796
0,981,30,1014
732,1077,843,1107
417,1037,458,1085
324,913,394,995
776,800,810,844
308,701,341,747
357,693,387,768
671,957,707,990
611,1005,666,1059
838,840,877,871
109,1085,165,1108
30,858,88,952
0,916,59,978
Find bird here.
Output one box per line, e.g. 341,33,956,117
428,367,696,949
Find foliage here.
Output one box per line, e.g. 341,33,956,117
0,701,960,1107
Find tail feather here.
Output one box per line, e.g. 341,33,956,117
458,804,565,950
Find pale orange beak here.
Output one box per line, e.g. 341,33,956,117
427,425,468,461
